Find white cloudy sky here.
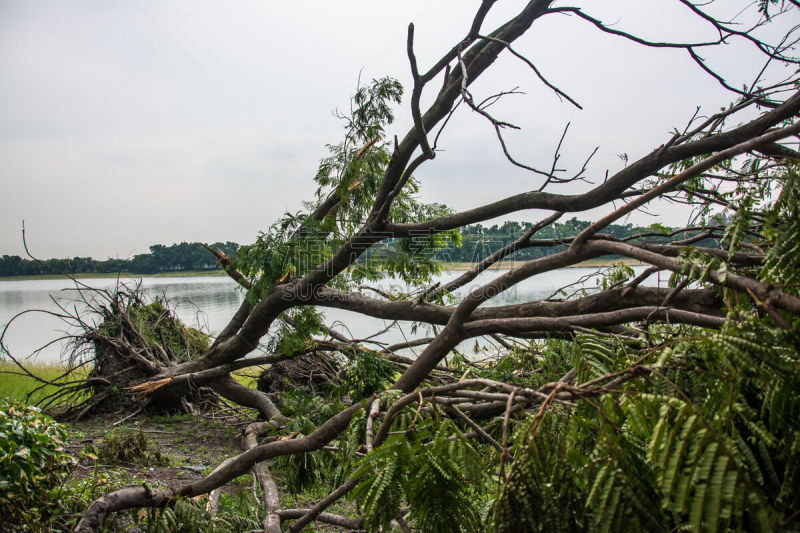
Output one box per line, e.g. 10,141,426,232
0,1,795,259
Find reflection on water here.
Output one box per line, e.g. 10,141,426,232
0,267,661,363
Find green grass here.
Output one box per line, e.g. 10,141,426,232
0,359,264,408
232,366,263,388
0,361,88,405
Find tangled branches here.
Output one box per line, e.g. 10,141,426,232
6,0,794,530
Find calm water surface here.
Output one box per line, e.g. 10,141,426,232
0,268,663,363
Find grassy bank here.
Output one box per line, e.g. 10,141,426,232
0,360,263,406
0,361,88,405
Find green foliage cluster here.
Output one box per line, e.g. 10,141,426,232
270,386,348,493
271,307,323,355
492,312,800,532
97,299,209,362
95,429,169,467
335,349,399,400
271,378,494,531
761,166,800,292
490,166,800,531
353,415,489,533
131,300,210,359
314,77,403,234
0,399,182,531
0,399,263,532
233,77,460,311
267,347,401,494
0,400,75,531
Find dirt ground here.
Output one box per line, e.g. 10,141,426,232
61,410,357,531
65,411,247,486
61,410,260,532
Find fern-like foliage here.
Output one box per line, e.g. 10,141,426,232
269,387,348,493
493,413,590,533
139,498,258,533
494,338,668,533
492,303,800,532
353,416,486,532
761,166,800,294
647,396,775,532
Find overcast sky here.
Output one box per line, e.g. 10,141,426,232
1,1,795,259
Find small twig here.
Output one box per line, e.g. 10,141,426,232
112,407,142,427
498,389,516,485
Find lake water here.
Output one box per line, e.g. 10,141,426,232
0,267,663,364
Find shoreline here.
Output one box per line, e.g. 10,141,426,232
0,258,645,281
0,270,229,281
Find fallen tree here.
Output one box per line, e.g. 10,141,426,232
4,0,800,531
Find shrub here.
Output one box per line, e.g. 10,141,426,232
0,400,75,531
97,429,169,467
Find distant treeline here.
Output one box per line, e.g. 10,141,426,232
367,218,687,264
0,242,239,277
431,218,679,263
0,218,689,277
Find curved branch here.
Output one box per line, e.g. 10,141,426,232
75,487,173,533
386,90,800,236
591,240,800,316
548,6,724,49
310,284,723,326
463,306,725,336
571,121,800,248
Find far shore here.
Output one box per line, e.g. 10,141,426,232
441,258,646,270
0,258,645,281
0,270,229,281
